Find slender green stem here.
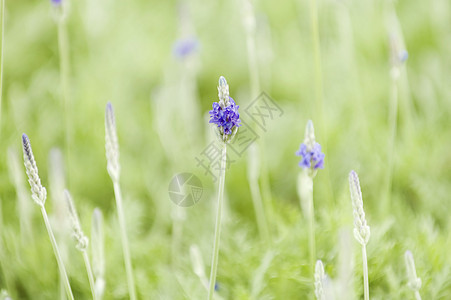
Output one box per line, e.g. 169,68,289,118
307,0,334,207
40,207,74,300
245,34,259,98
307,179,316,274
60,275,66,300
385,76,398,212
244,12,273,244
414,291,421,300
362,244,369,300
308,0,324,134
0,0,5,134
249,177,270,246
208,144,227,300
57,19,72,188
82,250,98,300
113,181,137,300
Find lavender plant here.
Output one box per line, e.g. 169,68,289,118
64,190,97,300
207,76,241,299
384,33,408,212
349,170,370,300
296,120,325,272
405,250,422,300
21,134,74,300
105,102,137,300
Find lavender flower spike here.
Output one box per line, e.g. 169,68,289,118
349,170,370,246
209,76,241,143
296,120,325,177
105,102,120,181
22,134,47,206
65,190,89,251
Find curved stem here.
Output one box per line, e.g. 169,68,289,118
208,144,227,300
41,207,74,300
82,250,98,300
113,181,137,300
362,244,369,300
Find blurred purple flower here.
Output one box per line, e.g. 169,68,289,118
296,142,325,170
399,50,408,63
209,98,241,135
51,0,62,6
173,37,199,58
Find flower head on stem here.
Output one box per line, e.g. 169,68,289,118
22,134,47,207
209,76,241,143
296,120,325,178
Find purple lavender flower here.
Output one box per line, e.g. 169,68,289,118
51,0,62,6
173,37,199,59
209,97,241,135
296,142,325,170
209,77,241,140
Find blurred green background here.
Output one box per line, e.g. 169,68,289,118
0,0,450,298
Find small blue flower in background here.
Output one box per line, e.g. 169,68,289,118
51,0,62,6
296,120,325,176
399,50,408,63
296,142,325,170
173,37,199,59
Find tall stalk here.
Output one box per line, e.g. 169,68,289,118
241,0,272,242
54,2,73,187
306,0,334,208
296,120,325,273
385,73,398,212
105,103,137,300
22,134,74,300
307,177,316,272
207,76,240,299
41,207,74,300
247,144,270,245
361,244,369,300
82,251,97,300
112,181,136,300
65,190,97,300
308,0,324,136
349,171,371,300
208,144,226,300
0,0,5,133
